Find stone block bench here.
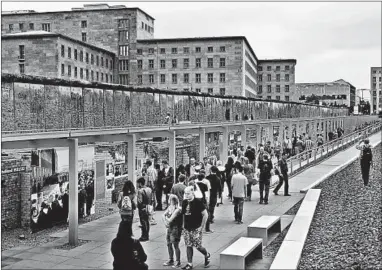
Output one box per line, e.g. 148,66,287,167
269,189,321,270
247,215,281,246
220,237,263,269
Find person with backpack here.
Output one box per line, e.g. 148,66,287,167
117,180,136,227
137,177,154,242
356,139,373,186
258,154,273,204
111,221,148,270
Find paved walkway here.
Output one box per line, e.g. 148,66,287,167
2,131,381,270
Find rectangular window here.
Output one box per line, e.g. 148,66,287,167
138,60,143,69
208,88,213,94
9,24,13,31
285,96,290,101
110,75,113,83
80,68,83,79
149,59,154,69
276,85,280,92
285,65,290,71
172,74,177,84
258,85,263,93
74,49,78,60
101,57,104,67
119,30,129,42
42,23,50,32
68,65,71,77
29,23,34,30
196,47,201,53
96,55,99,66
276,74,280,82
196,73,201,83
160,48,166,54
105,74,108,83
61,64,65,76
220,58,226,68
196,58,201,68
276,66,280,71
61,45,65,57
110,60,113,70
208,73,213,83
258,96,263,99
68,47,71,58
86,69,89,80
96,72,99,81
119,74,128,85
258,75,262,82
80,51,83,62
196,88,201,93
119,45,128,56
220,88,226,95
220,73,226,83
118,19,129,28
172,48,177,54
91,70,94,81
258,66,263,71
74,67,78,78
220,46,226,52
119,60,129,71
276,96,280,100
285,85,290,92
86,52,89,64
149,74,154,84
267,66,271,71
19,63,25,74
160,59,166,69
101,73,104,82
160,74,166,84
267,85,271,93
19,45,25,59
19,23,24,31
172,59,177,68
81,20,87,28
267,74,271,81
267,96,272,100
141,22,144,29
208,58,213,68
137,49,142,55
183,58,189,68
82,32,87,42
208,46,213,52
373,77,376,82
285,74,290,82
91,54,94,65
148,48,154,54
184,73,189,83
183,47,189,54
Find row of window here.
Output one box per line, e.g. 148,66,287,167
8,22,51,32
257,95,290,101
61,64,113,83
258,85,290,93
258,74,290,82
372,76,382,82
137,73,227,84
136,58,226,70
60,45,113,70
141,22,153,33
258,65,290,72
137,46,226,55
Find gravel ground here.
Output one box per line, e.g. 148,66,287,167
285,199,303,215
298,144,382,270
1,203,119,251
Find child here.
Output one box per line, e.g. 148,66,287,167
162,194,183,268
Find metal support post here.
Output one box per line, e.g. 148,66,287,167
68,138,78,246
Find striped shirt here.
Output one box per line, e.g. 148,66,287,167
305,139,313,150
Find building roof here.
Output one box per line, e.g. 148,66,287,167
296,79,355,89
258,59,297,64
2,31,115,56
1,4,155,21
136,36,259,62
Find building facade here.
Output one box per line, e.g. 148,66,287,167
257,59,297,102
2,31,115,83
370,67,382,113
134,36,258,97
1,3,155,84
296,79,356,108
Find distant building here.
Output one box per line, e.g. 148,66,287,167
296,79,356,109
2,31,115,83
135,36,258,97
370,67,382,113
356,89,371,105
257,59,297,102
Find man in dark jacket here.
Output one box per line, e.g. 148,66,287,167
244,146,255,164
258,154,273,204
356,139,373,186
273,152,290,196
162,160,174,209
137,177,153,242
206,166,222,226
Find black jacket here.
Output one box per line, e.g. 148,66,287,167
111,237,147,270
206,174,222,199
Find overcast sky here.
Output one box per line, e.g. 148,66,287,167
2,1,381,89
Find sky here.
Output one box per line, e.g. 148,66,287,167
2,1,381,89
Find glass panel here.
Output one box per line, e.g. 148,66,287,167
104,89,114,127
114,90,125,127
1,82,14,132
93,88,104,127
70,87,83,129
123,91,131,126
45,85,65,131
131,92,140,125
83,88,94,128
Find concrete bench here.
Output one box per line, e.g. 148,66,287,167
247,215,281,246
270,189,321,270
220,237,263,269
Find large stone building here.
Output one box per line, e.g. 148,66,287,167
135,36,258,97
2,31,115,82
296,79,356,109
256,59,297,101
370,67,382,113
1,3,155,84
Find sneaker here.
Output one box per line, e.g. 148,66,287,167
273,190,278,195
173,261,182,268
164,260,174,266
264,201,268,205
204,253,211,267
181,263,193,270
259,200,263,204
205,230,214,234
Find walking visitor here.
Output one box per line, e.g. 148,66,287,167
117,180,136,228
171,174,187,206
231,163,248,224
356,139,373,186
273,152,291,196
137,177,154,242
258,154,273,204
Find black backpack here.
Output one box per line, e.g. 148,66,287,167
362,147,372,162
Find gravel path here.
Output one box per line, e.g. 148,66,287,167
299,144,382,269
